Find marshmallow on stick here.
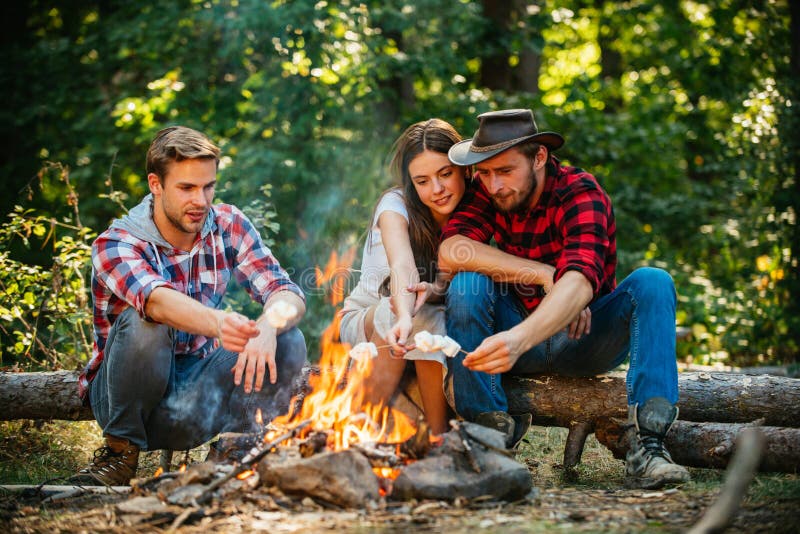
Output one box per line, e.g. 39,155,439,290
413,330,461,358
349,342,378,361
264,300,299,329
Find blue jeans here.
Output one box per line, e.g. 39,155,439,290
445,267,679,421
89,307,307,450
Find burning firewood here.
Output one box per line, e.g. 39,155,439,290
196,419,311,505
298,431,329,458
398,416,433,460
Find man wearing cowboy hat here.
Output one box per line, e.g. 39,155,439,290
439,109,689,489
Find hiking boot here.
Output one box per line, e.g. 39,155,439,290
475,411,532,450
69,435,140,486
625,397,690,489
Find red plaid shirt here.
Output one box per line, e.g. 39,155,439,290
442,157,616,312
79,202,303,399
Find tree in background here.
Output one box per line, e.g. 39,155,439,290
0,0,795,370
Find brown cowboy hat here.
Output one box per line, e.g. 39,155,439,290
448,109,565,166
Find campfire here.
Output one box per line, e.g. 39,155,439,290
130,251,533,508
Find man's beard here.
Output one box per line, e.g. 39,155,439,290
490,167,538,214
163,201,206,235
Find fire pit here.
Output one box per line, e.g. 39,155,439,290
130,314,533,508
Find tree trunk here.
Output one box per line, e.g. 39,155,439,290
3,369,799,472
0,370,92,421
595,418,800,473
478,0,542,94
505,372,800,428
3,370,799,427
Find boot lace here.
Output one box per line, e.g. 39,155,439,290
88,445,117,469
639,430,670,460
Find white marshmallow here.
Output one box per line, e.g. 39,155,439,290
440,336,461,358
349,342,378,361
413,331,459,357
265,301,299,329
414,331,436,352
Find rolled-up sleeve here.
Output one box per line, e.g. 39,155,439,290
229,208,304,304
553,181,611,295
92,235,174,318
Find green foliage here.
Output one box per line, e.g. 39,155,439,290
0,166,94,370
0,0,796,368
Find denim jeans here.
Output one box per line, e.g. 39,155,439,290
89,307,307,450
445,267,679,421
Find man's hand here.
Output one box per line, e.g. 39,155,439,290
567,307,591,339
216,311,260,353
462,329,529,374
232,324,278,394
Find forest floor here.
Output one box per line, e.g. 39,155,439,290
1,421,799,533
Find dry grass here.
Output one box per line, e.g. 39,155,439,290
0,420,212,485
2,420,799,533
517,425,625,489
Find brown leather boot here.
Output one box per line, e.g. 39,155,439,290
69,435,140,486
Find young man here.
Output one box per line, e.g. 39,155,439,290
72,126,307,486
439,109,689,489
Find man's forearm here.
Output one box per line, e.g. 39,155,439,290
511,270,593,353
439,235,554,287
146,286,223,336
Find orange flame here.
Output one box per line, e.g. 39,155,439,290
236,469,255,480
153,467,164,478
315,246,357,305
255,408,263,426
272,249,418,453
373,466,401,480
178,464,186,473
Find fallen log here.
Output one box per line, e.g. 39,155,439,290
594,419,798,473
505,371,800,469
5,370,798,426
0,370,92,421
506,372,800,428
2,369,799,472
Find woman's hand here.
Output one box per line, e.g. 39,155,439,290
405,282,436,314
386,314,414,357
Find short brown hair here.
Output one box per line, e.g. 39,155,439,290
146,126,220,181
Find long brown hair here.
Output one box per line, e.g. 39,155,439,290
384,118,463,283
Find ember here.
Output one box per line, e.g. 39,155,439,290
267,248,419,455
128,250,533,508
236,470,254,481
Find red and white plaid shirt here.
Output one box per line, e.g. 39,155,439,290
442,157,616,313
78,200,303,399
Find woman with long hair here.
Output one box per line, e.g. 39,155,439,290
339,118,466,435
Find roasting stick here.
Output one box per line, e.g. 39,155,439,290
196,419,312,504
